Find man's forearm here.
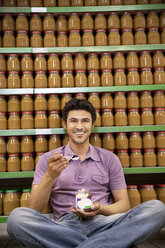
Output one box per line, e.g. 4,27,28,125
99,200,130,216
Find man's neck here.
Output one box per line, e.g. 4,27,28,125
69,141,90,160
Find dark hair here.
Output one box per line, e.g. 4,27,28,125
62,98,96,124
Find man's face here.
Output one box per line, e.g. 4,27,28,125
64,110,94,145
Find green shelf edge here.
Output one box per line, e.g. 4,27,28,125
0,48,32,53
0,216,8,223
0,7,31,13
0,126,164,136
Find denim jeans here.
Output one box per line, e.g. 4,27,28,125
7,200,165,248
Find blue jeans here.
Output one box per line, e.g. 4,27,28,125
7,200,165,248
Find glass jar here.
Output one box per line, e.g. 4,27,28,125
0,95,7,112
90,133,102,148
74,53,86,71
3,30,15,47
102,133,115,150
68,13,80,31
75,93,86,100
2,14,15,31
69,30,81,47
75,70,87,87
21,136,34,153
8,112,20,129
17,0,29,6
114,69,126,86
35,71,47,88
113,52,125,69
0,54,6,72
7,154,20,172
154,68,165,84
129,132,142,149
0,154,6,172
0,112,7,129
154,108,165,125
44,31,56,47
156,184,165,203
30,31,43,47
85,0,97,5
57,31,68,47
34,54,47,71
130,149,143,167
21,54,33,72
140,185,157,202
127,92,139,109
100,53,112,70
20,189,31,207
48,70,60,88
7,71,20,88
111,0,123,4
98,0,110,4
126,52,139,69
156,131,165,149
21,71,34,88
115,109,127,126
148,28,160,44
56,15,67,32
0,72,7,88
30,0,43,6
48,94,60,111
121,29,134,45
49,134,61,150
88,70,100,87
101,93,113,109
48,53,60,71
140,68,153,85
61,53,73,71
161,27,165,44
114,92,126,109
87,53,99,70
143,149,157,167
21,95,33,112
48,110,60,128
157,149,165,167
141,108,154,125
108,12,120,29
101,109,114,126
35,152,44,167
117,150,129,168
108,29,120,46
43,13,56,32
16,13,29,31
34,94,47,111
143,132,156,149
101,69,113,86
7,54,20,72
82,13,94,30
95,29,107,46
88,92,100,109
82,30,95,46
95,109,101,127
21,153,34,171
153,50,165,68
35,135,48,153
58,0,70,6
121,11,133,29
128,109,141,126
94,13,107,30
3,190,20,216
16,30,29,47
139,51,152,68
147,11,159,29
7,136,20,154
62,70,74,87
30,14,42,32
21,112,34,129
134,11,146,30
127,69,140,85
140,91,153,108
127,185,141,209
61,93,72,110
35,111,47,129
160,11,165,28
116,132,128,150
0,136,6,154
134,28,147,45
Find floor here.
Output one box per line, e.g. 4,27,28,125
0,223,165,247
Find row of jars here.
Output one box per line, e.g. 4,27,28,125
1,11,165,33
1,0,164,7
1,52,164,72
1,27,165,48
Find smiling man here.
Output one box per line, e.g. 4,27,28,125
7,98,165,248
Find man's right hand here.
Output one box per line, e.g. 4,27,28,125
47,153,68,180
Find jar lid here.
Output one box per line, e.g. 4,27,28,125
62,53,72,56
8,136,19,139
128,108,139,111
31,13,41,16
31,31,42,34
148,27,159,31
141,90,151,93
102,108,113,112
101,52,111,55
96,29,106,32
157,149,165,151
22,111,33,114
115,108,126,112
57,31,67,34
4,30,14,34
0,71,6,74
103,132,113,135
127,185,138,188
35,53,45,57
95,109,100,112
88,53,97,56
0,112,6,115
35,111,46,114
83,12,91,15
115,69,125,72
89,70,99,73
139,185,154,188
140,51,150,54
36,152,44,155
127,91,138,94
22,189,31,192
130,132,140,135
108,28,119,32
9,112,20,115
101,69,112,73
83,29,93,33
5,189,18,193
44,13,54,16
8,153,19,157
89,92,98,95
127,68,138,71
116,132,126,135
156,131,165,134
75,53,84,56
69,12,79,16
17,30,28,34
22,153,33,156
36,71,46,74
49,110,59,114
115,91,125,94
153,50,163,53
69,29,80,33
155,107,165,110
117,149,128,152
49,70,60,73
75,70,86,73
22,71,33,74
62,70,73,73
141,108,152,111
8,71,19,74
155,184,165,187
22,94,33,97
135,28,145,32
114,51,124,55
0,154,5,157
22,54,32,57
49,53,58,56
154,67,164,70
50,134,60,137
36,135,46,138
127,51,137,54
141,67,152,71
131,149,141,152
0,54,5,56
44,30,55,34
122,28,132,32
143,131,154,134
35,93,46,96
22,135,33,138
143,149,155,152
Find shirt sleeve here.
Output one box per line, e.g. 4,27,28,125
109,154,127,190
32,154,48,185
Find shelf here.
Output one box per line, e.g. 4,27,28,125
0,89,33,95
0,48,32,54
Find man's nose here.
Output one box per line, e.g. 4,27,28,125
76,121,83,129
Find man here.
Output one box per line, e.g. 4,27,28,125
7,99,165,248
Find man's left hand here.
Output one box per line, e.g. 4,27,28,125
70,202,100,219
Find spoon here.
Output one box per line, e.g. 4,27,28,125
65,156,79,161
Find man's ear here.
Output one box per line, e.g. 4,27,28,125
63,120,67,129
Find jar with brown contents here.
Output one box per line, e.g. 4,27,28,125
7,136,20,154
100,53,112,70
161,28,165,43
20,189,31,207
130,149,143,167
134,11,146,30
141,108,154,125
0,154,6,172
101,69,113,86
0,95,7,112
129,132,142,149
49,134,61,150
111,0,123,4
35,111,47,129
156,184,165,203
157,149,165,167
140,68,153,85
153,51,165,68
17,0,30,6
75,93,86,100
140,185,157,202
101,93,113,109
48,71,61,88
82,30,95,46
148,28,160,44
34,94,47,111
88,70,100,87
48,94,60,111
82,13,94,30
74,53,86,71
16,30,29,47
69,30,81,47
113,52,125,69
57,31,68,47
108,29,120,46
34,54,47,72
3,190,20,216
21,153,34,171
30,0,43,7
0,72,7,88
21,112,34,129
95,109,101,127
88,92,100,110
56,15,67,32
156,131,165,149
0,136,6,154
127,185,141,208
134,28,147,45
95,29,107,46
43,13,56,32
16,13,29,32
48,53,60,71
7,153,20,172
75,70,87,87
90,133,102,148
21,95,33,112
68,13,80,31
128,109,141,126
21,136,34,153
35,135,48,153
98,0,110,4
147,11,159,29
108,12,120,29
139,51,152,68
154,68,165,84
85,0,97,5
30,14,42,32
87,53,99,70
0,54,6,72
115,109,127,126
21,71,34,88
102,133,115,150
3,0,16,6
95,13,107,30
7,54,20,72
140,91,153,109
48,111,60,128
160,11,165,28
114,69,126,86
124,0,136,4
8,112,20,129
61,94,72,110
117,150,129,168
154,108,165,125
127,92,139,109
30,31,43,47
44,31,56,47
114,92,126,109
143,149,157,167
61,53,73,71
2,14,15,31
21,54,33,72
35,71,47,88
8,71,20,88
3,30,15,47
116,132,128,150
143,132,155,149
0,112,7,129
126,52,139,69
71,0,83,6
121,29,134,45
62,70,74,87
101,109,114,126
121,12,133,30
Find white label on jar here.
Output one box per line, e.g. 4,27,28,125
76,198,92,210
